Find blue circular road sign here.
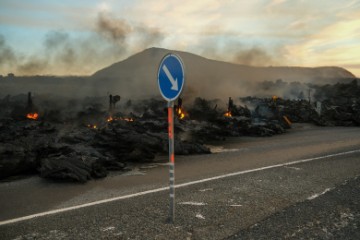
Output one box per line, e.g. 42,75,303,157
157,53,185,102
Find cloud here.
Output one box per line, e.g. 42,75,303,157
267,0,287,8
1,0,359,76
283,17,360,67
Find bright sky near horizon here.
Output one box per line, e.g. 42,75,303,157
0,0,359,76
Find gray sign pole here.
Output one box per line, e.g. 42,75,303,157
167,101,175,223
158,53,185,224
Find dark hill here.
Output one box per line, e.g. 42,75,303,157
92,47,355,99
0,47,355,99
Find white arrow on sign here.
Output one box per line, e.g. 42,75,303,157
162,64,178,91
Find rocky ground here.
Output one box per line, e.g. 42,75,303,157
0,97,288,183
0,80,359,182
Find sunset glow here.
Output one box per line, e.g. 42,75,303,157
0,0,359,76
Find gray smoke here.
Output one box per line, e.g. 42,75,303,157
97,12,132,43
0,12,163,76
0,35,17,69
44,31,78,66
14,31,79,75
233,47,275,66
134,25,163,51
17,59,47,75
199,39,279,66
96,12,163,51
44,31,69,49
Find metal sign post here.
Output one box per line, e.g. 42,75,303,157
167,101,175,222
157,53,185,223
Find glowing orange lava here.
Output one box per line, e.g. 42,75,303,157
107,116,134,122
224,110,232,117
121,117,134,122
87,124,97,129
177,107,186,119
26,112,39,120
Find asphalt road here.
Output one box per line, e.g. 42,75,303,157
0,124,359,239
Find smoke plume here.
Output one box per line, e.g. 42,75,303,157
233,47,276,66
96,12,163,52
199,38,279,67
0,35,17,70
0,11,163,76
17,59,48,75
97,12,132,43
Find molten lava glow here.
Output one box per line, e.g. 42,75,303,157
272,95,278,101
107,116,134,122
121,117,134,122
224,110,232,117
177,107,186,119
26,112,39,120
87,124,97,129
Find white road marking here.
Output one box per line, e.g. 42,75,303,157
307,188,332,200
284,166,301,171
199,188,213,192
196,213,205,220
0,149,359,226
101,226,115,232
205,145,244,153
229,204,243,207
179,202,207,206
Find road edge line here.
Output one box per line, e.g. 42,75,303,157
1,149,359,226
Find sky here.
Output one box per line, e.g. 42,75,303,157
0,0,359,77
